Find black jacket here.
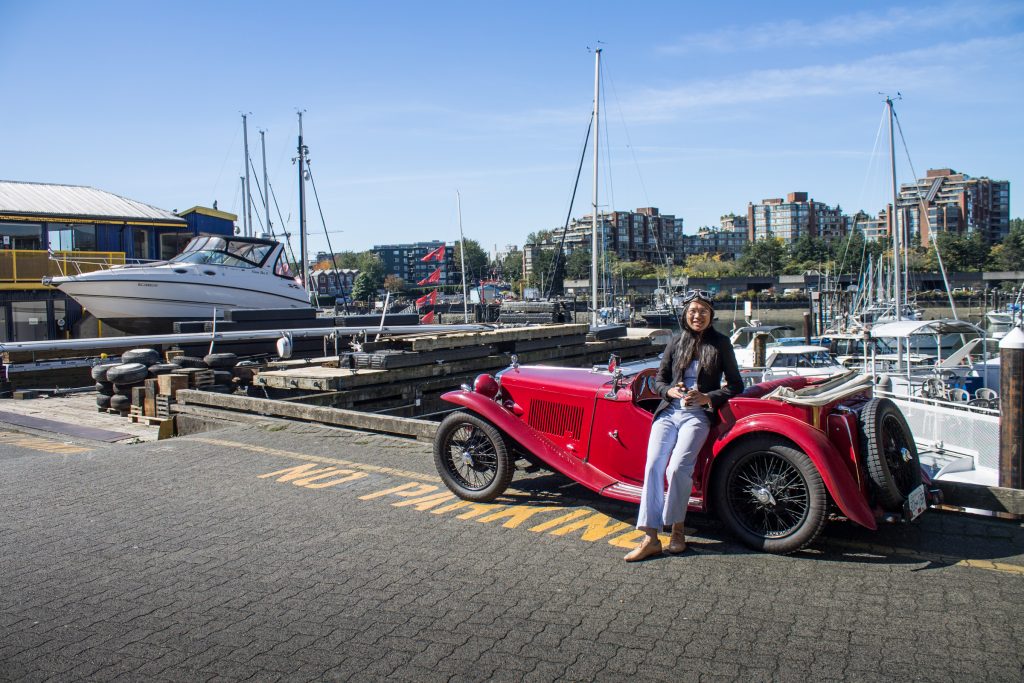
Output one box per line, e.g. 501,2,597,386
653,327,744,418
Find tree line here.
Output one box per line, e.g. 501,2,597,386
311,219,1024,302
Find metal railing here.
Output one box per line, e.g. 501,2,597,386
0,249,126,286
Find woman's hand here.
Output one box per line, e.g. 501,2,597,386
667,384,686,400
683,388,710,407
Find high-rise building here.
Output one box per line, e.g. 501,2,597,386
896,168,1010,244
524,207,685,279
371,241,456,286
747,192,848,244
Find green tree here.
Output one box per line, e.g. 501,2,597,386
991,219,1024,270
499,248,523,282
525,229,554,245
739,238,786,276
565,247,592,280
965,231,990,272
527,249,558,291
351,272,377,303
683,253,737,278
454,239,489,283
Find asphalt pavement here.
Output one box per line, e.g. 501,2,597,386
1,420,1022,682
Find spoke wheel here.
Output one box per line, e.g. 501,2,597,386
434,412,513,502
713,437,828,554
859,397,921,510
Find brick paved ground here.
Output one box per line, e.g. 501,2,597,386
1,421,1022,682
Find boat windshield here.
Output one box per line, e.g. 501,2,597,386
771,351,841,369
171,237,275,268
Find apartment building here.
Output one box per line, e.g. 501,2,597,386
896,168,1010,244
683,214,749,259
747,192,849,243
524,207,685,278
371,241,456,286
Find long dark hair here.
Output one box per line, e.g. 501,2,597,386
674,318,720,379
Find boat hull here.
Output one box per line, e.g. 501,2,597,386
50,265,311,334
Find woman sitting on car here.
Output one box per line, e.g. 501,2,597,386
625,291,744,562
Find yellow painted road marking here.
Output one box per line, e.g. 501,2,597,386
195,437,437,482
0,430,92,454
199,435,1024,576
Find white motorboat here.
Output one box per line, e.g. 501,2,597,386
757,345,850,383
45,235,311,334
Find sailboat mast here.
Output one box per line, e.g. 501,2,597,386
297,111,309,292
591,48,601,328
242,113,252,237
887,96,902,322
457,191,469,324
260,129,271,237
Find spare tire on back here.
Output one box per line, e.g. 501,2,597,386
858,397,921,510
106,363,148,384
204,353,238,369
121,348,162,366
91,362,121,382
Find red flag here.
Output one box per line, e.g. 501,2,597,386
420,310,435,324
415,289,438,307
416,267,441,286
421,245,446,262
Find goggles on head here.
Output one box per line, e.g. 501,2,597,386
682,290,714,306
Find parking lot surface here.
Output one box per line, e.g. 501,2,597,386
1,421,1023,682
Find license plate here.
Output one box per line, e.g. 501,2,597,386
905,484,927,520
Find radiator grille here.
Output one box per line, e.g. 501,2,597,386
528,399,584,441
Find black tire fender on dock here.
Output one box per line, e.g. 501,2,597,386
90,363,120,382
121,348,161,366
204,353,238,369
148,364,178,377
96,394,111,409
95,381,114,397
858,397,922,510
171,356,208,368
113,381,144,395
106,363,148,384
109,394,131,412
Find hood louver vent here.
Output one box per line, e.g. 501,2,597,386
528,399,584,441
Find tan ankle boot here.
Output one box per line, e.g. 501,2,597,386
623,534,662,562
666,523,686,554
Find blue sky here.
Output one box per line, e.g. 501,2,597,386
1,1,1021,257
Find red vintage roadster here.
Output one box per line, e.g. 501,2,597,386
433,358,930,554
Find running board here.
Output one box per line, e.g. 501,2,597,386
602,481,701,508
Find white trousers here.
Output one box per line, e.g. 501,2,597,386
636,403,711,530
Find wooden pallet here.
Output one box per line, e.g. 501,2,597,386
128,406,163,425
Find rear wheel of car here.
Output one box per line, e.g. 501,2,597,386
713,437,828,554
859,397,921,510
434,412,513,502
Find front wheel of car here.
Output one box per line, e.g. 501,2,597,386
713,437,828,554
434,412,513,502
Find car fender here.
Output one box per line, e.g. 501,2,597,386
440,390,617,494
712,413,877,530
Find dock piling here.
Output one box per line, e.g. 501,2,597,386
999,327,1024,489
